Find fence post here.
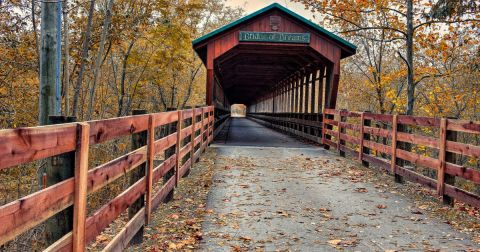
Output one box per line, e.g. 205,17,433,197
321,112,326,146
440,118,457,206
209,107,214,143
145,115,155,225
358,112,365,162
324,112,334,150
163,108,177,203
45,116,76,245
72,122,90,252
391,115,398,176
437,118,447,198
129,109,147,245
361,111,371,167
395,117,406,184
190,107,197,168
362,111,372,167
200,107,205,153
175,110,183,186
339,110,347,157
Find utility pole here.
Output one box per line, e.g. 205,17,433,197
39,0,72,246
39,0,59,125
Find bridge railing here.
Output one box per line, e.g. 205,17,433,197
0,106,214,251
248,112,323,143
323,108,480,208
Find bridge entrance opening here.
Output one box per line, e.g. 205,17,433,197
231,104,246,117
193,3,356,146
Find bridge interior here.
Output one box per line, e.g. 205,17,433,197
214,117,311,148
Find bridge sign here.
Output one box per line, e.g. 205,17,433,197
239,31,311,44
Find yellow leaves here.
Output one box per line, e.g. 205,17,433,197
328,239,342,246
385,89,396,100
118,143,127,151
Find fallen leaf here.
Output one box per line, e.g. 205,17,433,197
96,234,109,242
355,188,368,193
328,239,342,246
377,204,387,209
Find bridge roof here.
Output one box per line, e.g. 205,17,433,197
192,3,356,53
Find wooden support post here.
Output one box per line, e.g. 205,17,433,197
201,107,205,152
318,66,325,115
311,69,316,114
339,110,347,157
358,113,365,162
163,108,177,203
72,122,90,252
390,115,398,175
395,118,406,184
129,109,147,245
299,72,304,115
145,115,155,225
323,111,335,150
190,108,196,168
440,118,457,206
207,108,211,143
45,116,76,245
210,107,215,142
437,118,447,197
175,110,183,186
290,76,295,114
362,112,371,167
304,71,310,114
293,74,298,113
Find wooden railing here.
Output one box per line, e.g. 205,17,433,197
0,106,214,251
248,112,323,143
323,109,480,208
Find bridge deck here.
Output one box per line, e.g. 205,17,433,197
214,117,311,148
200,118,476,250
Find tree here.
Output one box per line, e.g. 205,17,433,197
293,0,479,115
72,0,95,118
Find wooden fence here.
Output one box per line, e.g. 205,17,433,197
248,112,322,143
322,109,480,208
0,106,214,251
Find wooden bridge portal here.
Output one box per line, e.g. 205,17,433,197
193,3,356,140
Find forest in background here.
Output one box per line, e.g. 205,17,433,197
0,0,243,129
294,0,479,121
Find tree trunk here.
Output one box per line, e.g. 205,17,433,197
406,0,415,115
63,0,70,116
117,40,135,117
87,0,114,120
31,0,39,72
72,0,95,118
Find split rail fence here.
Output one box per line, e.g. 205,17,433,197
322,109,480,208
0,106,214,251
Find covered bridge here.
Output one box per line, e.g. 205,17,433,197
193,3,356,126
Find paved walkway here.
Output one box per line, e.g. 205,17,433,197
200,118,477,251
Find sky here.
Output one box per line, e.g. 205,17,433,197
225,0,317,21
